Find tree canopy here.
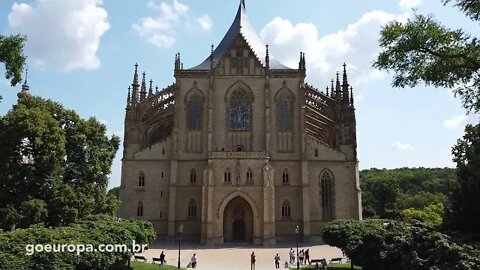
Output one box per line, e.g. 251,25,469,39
374,0,480,113
0,34,26,87
0,96,120,230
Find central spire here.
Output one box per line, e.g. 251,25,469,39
189,0,290,70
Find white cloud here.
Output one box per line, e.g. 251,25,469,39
133,0,211,48
392,141,415,151
443,115,467,130
399,0,422,9
260,11,409,89
196,14,213,31
8,0,109,71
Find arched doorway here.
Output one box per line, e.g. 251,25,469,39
223,196,253,243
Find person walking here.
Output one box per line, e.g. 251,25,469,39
274,253,281,269
305,249,310,265
159,251,166,265
251,251,256,270
191,253,198,269
289,248,294,264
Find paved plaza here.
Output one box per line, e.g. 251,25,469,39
136,241,344,270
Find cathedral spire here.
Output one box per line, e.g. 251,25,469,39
240,0,246,9
140,72,147,101
335,71,341,101
131,63,139,104
148,79,153,97
330,79,335,98
342,63,350,104
210,44,215,70
350,86,355,107
126,86,131,108
265,44,270,70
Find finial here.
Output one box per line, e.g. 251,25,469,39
24,65,29,84
240,0,246,9
265,44,270,69
126,86,131,107
326,86,329,96
156,85,159,93
140,72,147,101
350,86,354,106
149,79,153,96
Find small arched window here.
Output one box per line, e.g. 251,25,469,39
281,200,291,218
137,201,144,217
246,168,253,184
321,171,333,220
188,199,197,218
138,172,145,187
224,169,231,183
190,169,197,184
282,169,289,184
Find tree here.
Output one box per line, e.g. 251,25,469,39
361,174,400,218
446,123,480,234
0,34,26,87
0,96,120,230
373,0,480,113
322,219,480,270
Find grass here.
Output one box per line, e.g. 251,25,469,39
290,263,362,270
112,261,186,270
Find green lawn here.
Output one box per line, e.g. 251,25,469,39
112,261,186,270
290,263,362,270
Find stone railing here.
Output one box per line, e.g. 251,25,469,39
208,151,269,159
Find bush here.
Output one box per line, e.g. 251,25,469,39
0,215,155,270
321,219,480,270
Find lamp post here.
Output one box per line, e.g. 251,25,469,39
177,224,183,269
295,225,300,270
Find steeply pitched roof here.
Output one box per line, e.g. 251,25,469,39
189,1,291,70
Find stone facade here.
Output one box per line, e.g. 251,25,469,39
118,1,361,245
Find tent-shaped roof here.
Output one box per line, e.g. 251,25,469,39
189,0,291,70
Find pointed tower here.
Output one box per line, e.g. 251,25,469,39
335,72,341,102
126,86,131,109
148,79,153,97
342,63,350,105
140,72,147,101
131,63,139,104
17,67,31,101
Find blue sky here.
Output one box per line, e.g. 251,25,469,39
1,0,478,189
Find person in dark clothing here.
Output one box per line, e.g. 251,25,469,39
305,249,310,265
251,251,256,270
159,251,165,265
274,253,281,269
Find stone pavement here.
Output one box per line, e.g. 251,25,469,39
135,242,343,270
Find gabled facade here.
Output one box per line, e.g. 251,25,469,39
119,0,361,245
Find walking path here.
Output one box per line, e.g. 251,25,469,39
136,242,343,270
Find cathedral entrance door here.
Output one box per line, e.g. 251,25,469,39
233,219,246,240
223,196,253,243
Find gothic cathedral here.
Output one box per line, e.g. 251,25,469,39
119,1,361,245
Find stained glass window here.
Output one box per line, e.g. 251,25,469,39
228,89,252,131
186,92,203,130
321,171,333,220
281,200,291,217
277,92,293,131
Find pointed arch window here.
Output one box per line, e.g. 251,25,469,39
246,168,253,184
188,199,197,218
190,169,197,184
228,89,252,131
137,201,144,217
186,92,204,130
224,169,231,183
138,172,145,187
321,171,333,220
282,169,289,185
281,200,291,218
276,90,294,132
